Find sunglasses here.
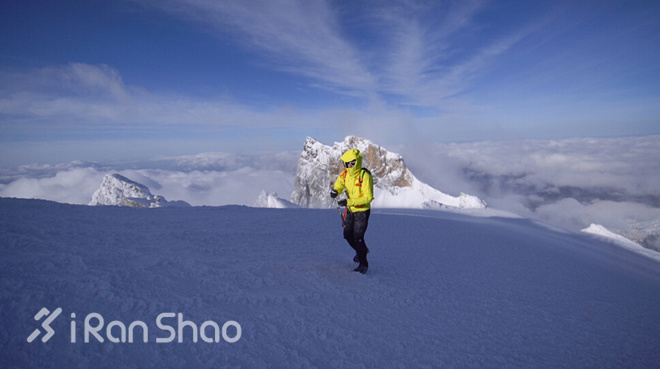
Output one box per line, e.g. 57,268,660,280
344,160,356,168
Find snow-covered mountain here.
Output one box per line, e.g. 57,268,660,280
89,173,190,208
292,136,486,209
254,190,299,208
2,198,659,368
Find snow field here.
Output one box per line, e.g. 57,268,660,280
1,198,659,368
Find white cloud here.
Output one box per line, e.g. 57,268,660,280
136,0,533,110
400,135,660,249
411,136,660,200
0,167,105,205
121,168,294,206
0,152,298,207
0,63,317,133
0,62,495,165
374,0,534,108
143,0,377,97
1,135,659,249
535,198,660,231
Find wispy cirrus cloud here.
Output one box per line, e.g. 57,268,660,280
141,0,378,97
3,0,657,168
0,63,315,138
138,0,530,109
375,1,485,103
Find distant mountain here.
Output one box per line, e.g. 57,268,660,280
89,174,190,208
291,136,486,209
254,191,300,209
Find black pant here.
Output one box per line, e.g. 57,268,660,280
344,209,370,266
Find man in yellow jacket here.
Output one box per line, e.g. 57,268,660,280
330,149,374,274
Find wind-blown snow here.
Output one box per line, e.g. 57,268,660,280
581,223,660,263
1,198,659,368
254,191,299,209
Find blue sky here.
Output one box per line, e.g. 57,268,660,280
1,0,659,165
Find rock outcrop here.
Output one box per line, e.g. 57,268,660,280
90,174,190,208
291,136,486,209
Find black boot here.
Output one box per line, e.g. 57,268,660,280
353,264,368,274
353,247,369,263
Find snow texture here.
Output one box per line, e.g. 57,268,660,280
2,198,659,368
292,136,486,209
89,174,190,208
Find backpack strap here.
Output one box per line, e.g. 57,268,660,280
357,168,370,186
341,168,369,185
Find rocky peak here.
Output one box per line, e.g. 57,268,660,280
291,136,486,209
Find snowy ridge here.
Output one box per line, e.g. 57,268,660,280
1,198,659,368
582,223,660,262
89,174,190,208
292,136,486,209
254,191,299,208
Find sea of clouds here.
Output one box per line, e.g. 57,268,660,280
0,152,299,207
1,136,659,250
400,135,660,250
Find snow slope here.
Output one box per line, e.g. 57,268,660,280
1,198,659,368
581,223,660,263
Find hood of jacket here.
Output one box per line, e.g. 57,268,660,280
340,149,363,176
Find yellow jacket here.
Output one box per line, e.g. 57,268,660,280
333,149,374,212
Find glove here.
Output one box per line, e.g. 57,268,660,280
337,199,347,207
330,189,338,198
